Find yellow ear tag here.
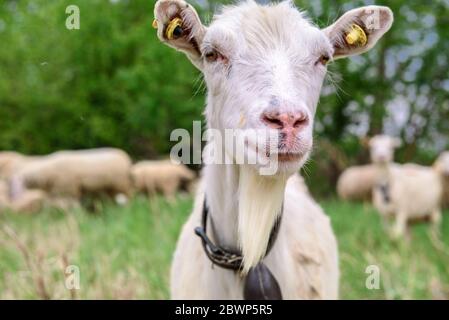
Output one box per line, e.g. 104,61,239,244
345,24,367,47
152,19,158,29
166,17,183,40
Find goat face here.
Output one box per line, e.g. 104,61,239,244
200,4,329,174
369,135,401,165
155,0,393,175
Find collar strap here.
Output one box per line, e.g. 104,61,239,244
194,198,283,271
377,182,391,203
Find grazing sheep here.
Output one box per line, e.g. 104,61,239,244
154,0,393,299
0,179,48,214
434,151,449,208
10,189,48,214
0,151,40,180
369,135,443,238
337,165,379,201
14,148,132,202
131,160,196,200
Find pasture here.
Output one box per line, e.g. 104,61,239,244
1,196,448,299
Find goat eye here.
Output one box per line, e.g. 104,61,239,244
205,50,218,62
317,54,330,66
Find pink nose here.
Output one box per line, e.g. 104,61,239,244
262,111,309,131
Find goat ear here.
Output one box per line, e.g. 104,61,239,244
154,0,206,69
323,6,393,59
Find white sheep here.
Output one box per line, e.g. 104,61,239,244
131,160,196,200
434,151,449,208
14,148,132,202
369,135,443,238
0,151,40,180
10,189,48,214
0,179,48,214
155,0,393,299
337,164,379,201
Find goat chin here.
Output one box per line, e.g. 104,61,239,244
238,165,287,274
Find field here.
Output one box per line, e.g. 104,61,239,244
1,196,449,299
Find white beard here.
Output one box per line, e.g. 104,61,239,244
238,166,287,274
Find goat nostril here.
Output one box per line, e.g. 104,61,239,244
293,115,308,128
262,115,284,129
262,112,309,130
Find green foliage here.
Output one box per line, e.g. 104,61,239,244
0,0,204,157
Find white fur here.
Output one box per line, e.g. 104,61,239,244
238,166,286,273
0,179,75,214
337,164,379,201
369,135,401,165
130,160,196,200
0,151,41,180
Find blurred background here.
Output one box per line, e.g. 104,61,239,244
0,0,448,299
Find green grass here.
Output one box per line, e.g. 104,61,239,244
0,196,191,299
0,196,448,299
323,200,449,299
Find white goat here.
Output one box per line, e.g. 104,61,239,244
370,135,443,238
155,0,393,299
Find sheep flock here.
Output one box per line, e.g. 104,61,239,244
0,149,196,214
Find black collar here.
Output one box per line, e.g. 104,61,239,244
194,198,283,271
377,182,391,203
